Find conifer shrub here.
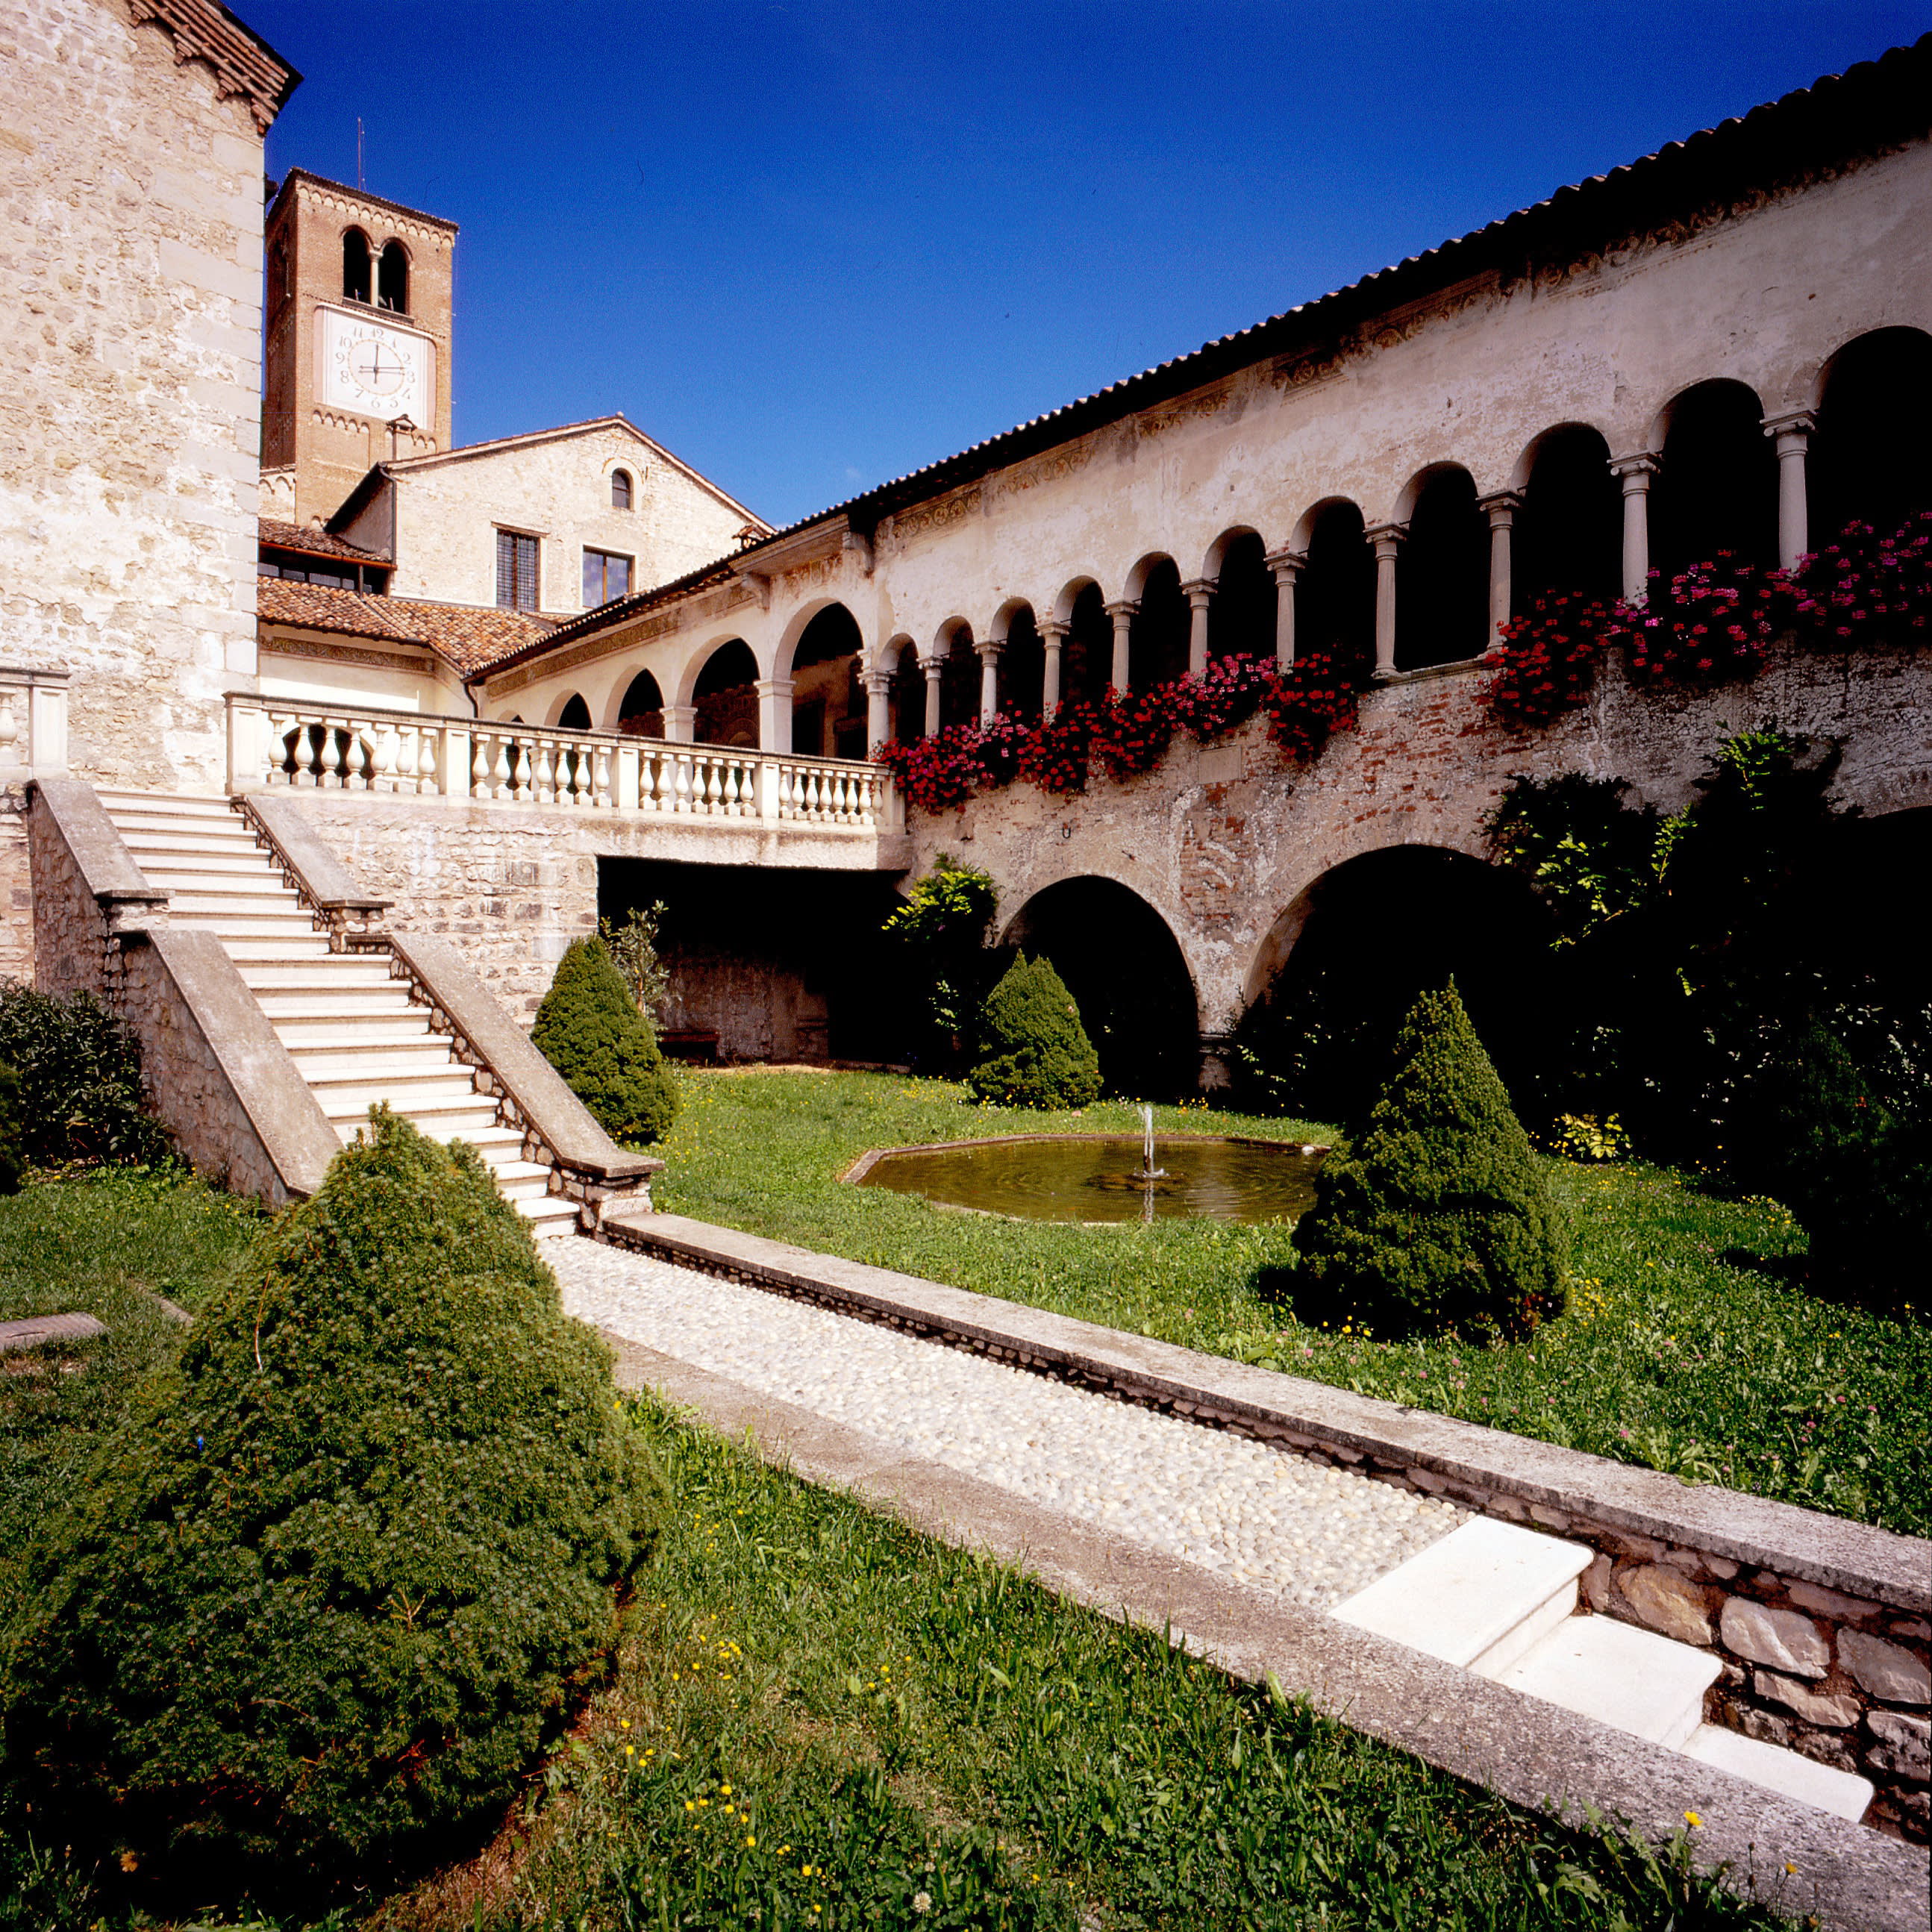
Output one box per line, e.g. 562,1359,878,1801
1291,983,1567,1338
0,1060,22,1195
966,953,1102,1110
531,936,678,1144
0,981,169,1169
1,1110,661,1901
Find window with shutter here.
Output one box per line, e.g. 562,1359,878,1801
495,530,539,610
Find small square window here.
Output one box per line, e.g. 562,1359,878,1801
584,548,632,607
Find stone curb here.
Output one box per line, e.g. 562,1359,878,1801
597,1210,1932,1836
600,1332,1931,1932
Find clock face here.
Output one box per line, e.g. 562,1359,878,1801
318,307,433,425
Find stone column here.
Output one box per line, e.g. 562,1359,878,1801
921,654,944,737
1763,410,1816,572
863,669,892,751
1104,599,1137,692
755,678,794,753
1365,525,1405,675
1182,579,1215,677
1265,548,1304,667
1478,491,1522,648
660,702,696,743
1038,617,1067,720
1610,454,1659,603
976,641,1002,725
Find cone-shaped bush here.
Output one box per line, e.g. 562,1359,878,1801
1,1110,661,1901
532,936,678,1145
1291,983,1566,1337
966,953,1102,1110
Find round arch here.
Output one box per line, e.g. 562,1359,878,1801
1807,326,1932,543
1001,875,1199,1097
1292,498,1375,673
341,226,372,304
931,616,978,728
1512,422,1621,610
1239,844,1550,1122
791,602,866,759
1123,551,1176,602
615,666,666,736
1207,529,1276,663
1395,466,1486,668
376,237,410,314
687,637,760,747
992,599,1045,722
1201,524,1263,581
1051,572,1104,624
1649,378,1777,578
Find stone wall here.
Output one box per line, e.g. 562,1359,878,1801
910,637,1932,1041
0,797,34,987
0,0,278,793
24,789,114,998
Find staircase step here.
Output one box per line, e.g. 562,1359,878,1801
518,1196,583,1234
97,790,243,816
141,872,296,899
255,991,420,1019
1682,1723,1874,1823
334,1107,508,1140
1490,1610,1722,1750
274,1022,444,1053
1330,1517,1592,1672
120,831,264,857
238,962,398,989
222,937,334,960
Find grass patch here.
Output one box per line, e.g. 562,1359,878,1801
655,1069,1931,1536
373,1401,1788,1932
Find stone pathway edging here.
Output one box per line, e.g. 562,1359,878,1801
598,1208,1932,1839
600,1329,1931,1932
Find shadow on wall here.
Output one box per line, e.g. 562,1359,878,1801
600,857,912,1064
1002,876,1199,1100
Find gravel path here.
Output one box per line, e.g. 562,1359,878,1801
551,1238,1463,1610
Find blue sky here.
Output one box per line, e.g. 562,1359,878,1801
250,1,1930,530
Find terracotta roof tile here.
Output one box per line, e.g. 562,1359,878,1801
130,0,298,131
258,518,386,563
257,579,554,674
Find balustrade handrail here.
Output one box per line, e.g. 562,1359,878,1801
225,692,901,834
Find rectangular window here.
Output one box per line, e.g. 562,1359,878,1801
583,548,632,607
495,530,540,611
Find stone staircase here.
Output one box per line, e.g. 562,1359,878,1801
1333,1516,1875,1821
99,790,580,1236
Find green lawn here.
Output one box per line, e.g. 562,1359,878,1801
654,1068,1931,1537
373,1398,1781,1932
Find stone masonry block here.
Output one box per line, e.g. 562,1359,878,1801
1754,1671,1860,1728
1619,1563,1714,1645
1866,1711,1930,1783
1840,1630,1931,1706
1719,1598,1830,1678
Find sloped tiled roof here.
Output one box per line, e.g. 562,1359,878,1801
129,0,298,131
257,579,554,674
258,518,386,564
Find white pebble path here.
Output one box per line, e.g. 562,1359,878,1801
550,1238,1465,1611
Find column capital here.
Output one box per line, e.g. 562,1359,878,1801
917,654,945,677
1037,616,1069,640
754,677,794,699
975,637,1004,660
1608,451,1660,482
1181,578,1216,604
860,667,892,694
1103,598,1139,622
1478,490,1524,522
1263,546,1307,578
1363,522,1407,554
1762,408,1816,443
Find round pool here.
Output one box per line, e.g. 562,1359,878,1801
847,1134,1325,1225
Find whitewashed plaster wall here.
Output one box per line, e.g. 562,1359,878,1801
478,136,1931,736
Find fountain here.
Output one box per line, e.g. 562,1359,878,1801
1129,1104,1169,1182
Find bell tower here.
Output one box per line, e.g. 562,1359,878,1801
261,171,457,525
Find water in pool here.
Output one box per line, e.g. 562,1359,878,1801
856,1136,1324,1224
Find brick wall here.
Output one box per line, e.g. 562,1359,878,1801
0,0,272,793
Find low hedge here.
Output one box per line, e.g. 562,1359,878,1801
1,1109,661,1902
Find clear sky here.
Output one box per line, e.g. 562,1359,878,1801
250,1,1930,531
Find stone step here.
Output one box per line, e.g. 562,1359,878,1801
1682,1723,1875,1824
518,1195,584,1235
237,961,398,989
1330,1516,1592,1675
273,1019,446,1051
96,790,241,818
166,910,319,937
335,1112,516,1145
293,1049,464,1083
140,869,296,898
254,990,420,1019
120,830,264,856
1489,1609,1722,1750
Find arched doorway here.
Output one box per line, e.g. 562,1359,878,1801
1239,846,1550,1125
1514,425,1620,608
1128,558,1189,689
617,669,665,737
1397,469,1487,668
1003,877,1198,1097
693,639,759,747
1208,531,1276,663
1651,380,1778,581
1809,328,1932,544
791,604,866,759
1297,501,1375,672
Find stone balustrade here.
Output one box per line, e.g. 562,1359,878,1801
226,694,899,832
0,666,69,779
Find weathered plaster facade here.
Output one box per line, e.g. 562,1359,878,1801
331,418,763,622
0,0,291,793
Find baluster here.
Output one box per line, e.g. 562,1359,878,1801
266,713,292,784
807,769,825,819
418,725,440,795
374,723,398,793
572,743,593,807
472,731,493,799
834,772,853,822
290,723,315,787
593,744,612,808
672,754,693,813
701,757,721,813
720,760,742,814
493,733,515,801
319,725,343,788
857,771,877,827
530,739,552,804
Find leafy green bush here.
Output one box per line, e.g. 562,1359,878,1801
0,1061,22,1196
532,937,678,1144
882,855,1000,1072
1292,984,1567,1338
966,954,1101,1110
0,983,169,1169
0,1109,661,1901
1741,1023,1929,1315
